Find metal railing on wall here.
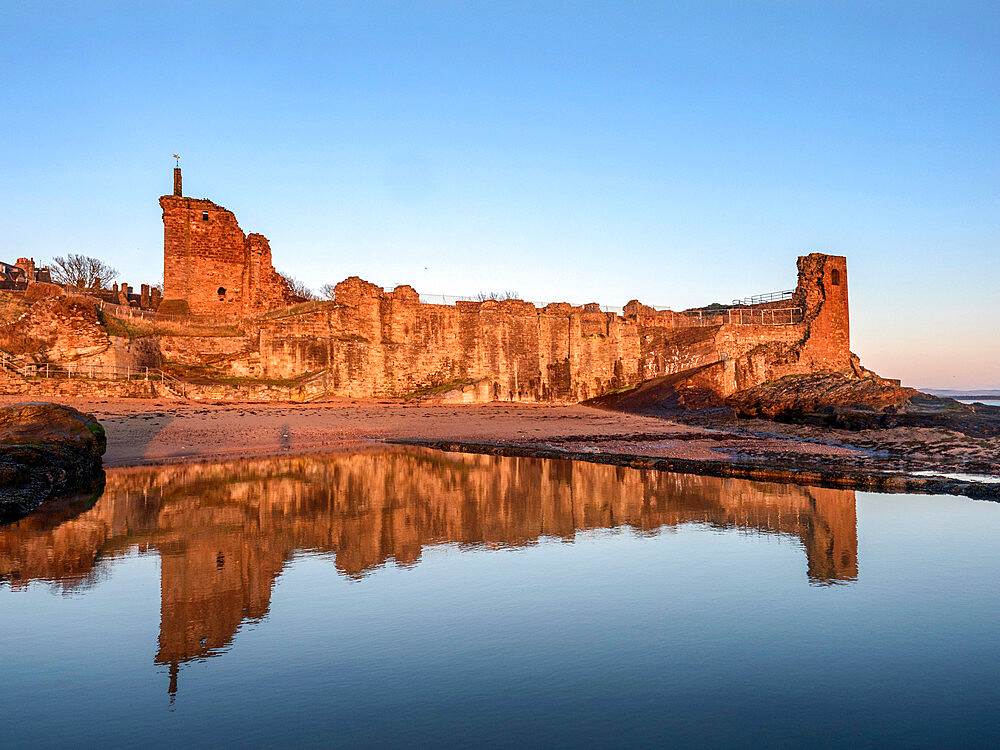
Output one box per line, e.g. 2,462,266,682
414,293,646,314
92,300,164,321
675,307,804,327
73,286,804,329
100,292,801,328
0,350,188,397
731,289,796,307
412,290,802,324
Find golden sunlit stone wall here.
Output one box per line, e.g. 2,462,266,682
156,178,850,400
247,254,850,402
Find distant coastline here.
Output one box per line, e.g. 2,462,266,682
923,389,1000,401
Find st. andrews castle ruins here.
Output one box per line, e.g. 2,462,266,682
0,168,854,403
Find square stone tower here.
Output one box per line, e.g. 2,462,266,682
159,168,292,316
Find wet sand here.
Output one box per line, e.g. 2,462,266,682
2,397,848,467
0,396,996,498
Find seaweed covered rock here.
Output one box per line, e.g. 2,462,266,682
0,402,106,524
727,372,1000,437
728,372,916,417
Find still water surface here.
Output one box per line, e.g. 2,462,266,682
2,446,999,748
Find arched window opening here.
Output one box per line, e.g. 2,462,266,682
217,286,226,300
831,269,841,286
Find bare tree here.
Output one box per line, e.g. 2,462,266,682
279,272,319,301
49,254,119,290
477,290,521,302
319,283,337,300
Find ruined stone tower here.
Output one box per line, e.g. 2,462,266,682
159,167,292,316
794,253,850,371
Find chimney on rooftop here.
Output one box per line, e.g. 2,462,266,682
173,167,182,197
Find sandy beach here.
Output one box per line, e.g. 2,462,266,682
0,397,792,466
2,395,996,498
0,397,858,467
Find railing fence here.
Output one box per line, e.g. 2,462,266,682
79,287,803,328
676,306,804,327
731,289,796,307
0,351,187,397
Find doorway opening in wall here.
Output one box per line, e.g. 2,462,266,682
218,287,226,301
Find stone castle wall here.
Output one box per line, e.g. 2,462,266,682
154,175,852,403
0,171,852,404
240,253,850,402
0,250,849,404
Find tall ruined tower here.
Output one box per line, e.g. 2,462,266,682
794,253,850,371
159,167,292,316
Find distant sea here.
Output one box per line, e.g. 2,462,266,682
925,388,1000,403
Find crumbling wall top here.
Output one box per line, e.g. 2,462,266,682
333,277,386,306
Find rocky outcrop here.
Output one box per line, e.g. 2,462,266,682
727,372,1000,437
0,403,106,524
728,372,917,417
584,363,735,419
589,363,1000,441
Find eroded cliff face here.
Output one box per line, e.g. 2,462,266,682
0,293,168,377
0,295,110,362
0,448,858,673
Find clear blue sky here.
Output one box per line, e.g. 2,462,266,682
2,1,997,388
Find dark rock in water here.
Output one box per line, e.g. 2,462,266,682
727,372,1000,437
0,402,106,525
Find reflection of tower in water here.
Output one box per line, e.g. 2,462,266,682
0,448,858,697
168,661,178,707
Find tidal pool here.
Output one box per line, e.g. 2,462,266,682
2,446,998,748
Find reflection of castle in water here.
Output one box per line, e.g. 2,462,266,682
0,447,857,697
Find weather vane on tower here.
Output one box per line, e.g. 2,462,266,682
172,155,182,196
